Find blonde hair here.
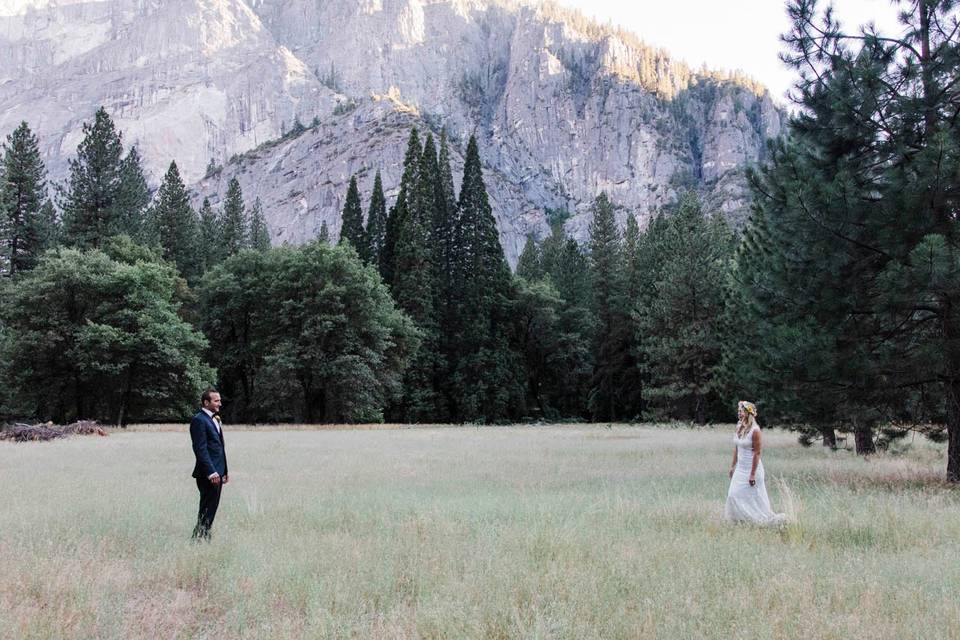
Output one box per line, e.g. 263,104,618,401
737,401,758,437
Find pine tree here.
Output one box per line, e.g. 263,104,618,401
205,158,220,178
724,135,854,445
380,203,399,282
513,276,565,418
586,192,631,421
642,193,733,423
419,133,441,252
318,220,330,244
117,145,151,241
434,129,460,290
290,115,306,137
61,107,126,249
512,228,594,419
391,131,444,421
516,235,542,281
380,129,422,287
618,214,646,418
0,121,51,276
728,0,960,468
515,223,595,418
364,170,387,266
419,134,446,302
247,197,271,251
338,175,366,255
628,214,661,425
149,161,202,283
37,199,60,250
448,135,522,421
220,178,246,256
622,216,641,292
198,197,219,271
546,229,596,418
432,131,464,418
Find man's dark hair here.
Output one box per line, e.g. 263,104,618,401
201,388,220,405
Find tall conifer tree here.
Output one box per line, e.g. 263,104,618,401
380,129,422,288
729,0,960,461
117,145,151,240
550,231,595,418
61,107,126,248
434,130,460,287
516,235,542,281
37,199,60,251
433,131,463,416
642,193,733,423
365,171,387,266
247,197,271,252
513,227,594,418
617,214,646,418
220,177,246,257
449,135,521,421
198,197,219,270
391,132,444,421
586,192,630,421
150,161,202,283
339,175,366,255
0,121,50,276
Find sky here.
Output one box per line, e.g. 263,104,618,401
548,0,905,102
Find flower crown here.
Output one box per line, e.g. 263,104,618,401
738,401,757,416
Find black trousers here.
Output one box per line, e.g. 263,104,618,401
192,477,222,539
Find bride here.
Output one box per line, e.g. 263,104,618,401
724,401,786,525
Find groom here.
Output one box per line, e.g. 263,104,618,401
190,389,229,539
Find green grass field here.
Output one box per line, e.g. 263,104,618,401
1,424,958,639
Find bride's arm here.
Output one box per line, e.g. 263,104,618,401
749,429,762,485
729,447,738,478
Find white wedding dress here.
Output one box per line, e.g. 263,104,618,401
724,425,786,525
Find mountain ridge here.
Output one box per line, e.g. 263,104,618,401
0,0,783,264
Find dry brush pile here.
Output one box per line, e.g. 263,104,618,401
0,420,107,442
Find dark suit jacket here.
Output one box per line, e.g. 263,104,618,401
190,410,228,479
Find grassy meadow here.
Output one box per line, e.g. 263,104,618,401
1,424,958,639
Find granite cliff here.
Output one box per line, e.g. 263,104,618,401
0,0,783,264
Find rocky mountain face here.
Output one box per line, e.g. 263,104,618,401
0,0,783,266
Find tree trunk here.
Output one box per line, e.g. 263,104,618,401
300,373,316,423
939,280,960,480
534,377,546,419
74,377,85,421
820,427,837,448
117,375,133,428
694,394,706,425
853,422,875,456
919,1,937,138
240,371,252,423
947,379,960,482
302,387,313,423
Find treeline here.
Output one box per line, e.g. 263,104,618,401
325,130,737,425
0,106,737,427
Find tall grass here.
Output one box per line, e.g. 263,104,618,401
1,425,957,639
